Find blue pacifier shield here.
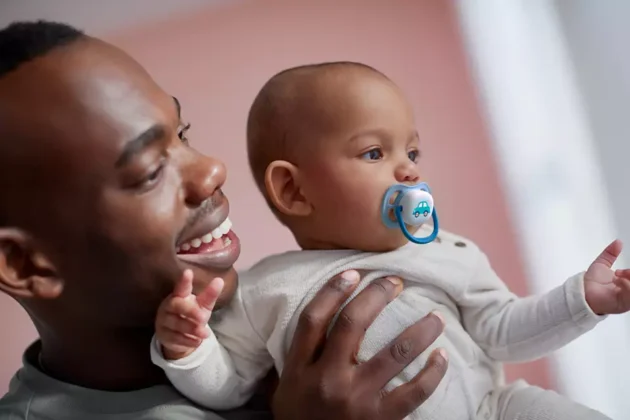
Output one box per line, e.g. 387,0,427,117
381,182,439,245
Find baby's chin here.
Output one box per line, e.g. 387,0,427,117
359,223,428,252
341,229,411,253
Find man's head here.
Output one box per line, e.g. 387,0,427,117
0,21,240,337
247,62,422,252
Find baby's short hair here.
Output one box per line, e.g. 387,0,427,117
246,61,388,202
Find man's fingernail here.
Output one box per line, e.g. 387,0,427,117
431,311,445,325
386,276,403,286
340,270,360,288
438,348,448,361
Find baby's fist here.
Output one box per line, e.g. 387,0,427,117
155,269,224,360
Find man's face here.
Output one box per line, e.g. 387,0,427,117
0,38,239,327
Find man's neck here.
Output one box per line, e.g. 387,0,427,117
38,326,168,391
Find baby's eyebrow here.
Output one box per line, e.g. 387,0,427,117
349,128,388,142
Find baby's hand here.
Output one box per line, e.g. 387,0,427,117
155,269,224,360
584,239,630,315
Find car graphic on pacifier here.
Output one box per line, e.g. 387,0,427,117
381,182,439,245
413,201,431,218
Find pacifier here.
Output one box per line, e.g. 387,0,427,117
380,182,439,244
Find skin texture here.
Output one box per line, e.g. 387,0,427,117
250,66,423,252
0,37,449,418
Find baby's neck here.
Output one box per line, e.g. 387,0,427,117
296,236,345,251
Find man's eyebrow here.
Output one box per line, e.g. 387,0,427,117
115,125,166,168
173,96,181,119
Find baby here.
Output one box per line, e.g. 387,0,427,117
151,62,629,419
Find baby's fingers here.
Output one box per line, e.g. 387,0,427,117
614,275,630,292
159,313,211,339
615,269,630,280
613,276,630,312
158,329,203,355
196,277,224,312
165,297,208,325
173,269,194,298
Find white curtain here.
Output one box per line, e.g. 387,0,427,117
455,1,630,418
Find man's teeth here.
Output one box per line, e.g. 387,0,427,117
177,218,233,252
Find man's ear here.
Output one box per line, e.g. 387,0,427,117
264,160,312,217
0,229,62,299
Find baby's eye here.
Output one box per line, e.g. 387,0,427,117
408,149,420,162
360,148,384,161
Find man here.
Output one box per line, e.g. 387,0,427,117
0,21,447,419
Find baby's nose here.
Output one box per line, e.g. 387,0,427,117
395,162,420,184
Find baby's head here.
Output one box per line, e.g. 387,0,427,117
247,62,423,252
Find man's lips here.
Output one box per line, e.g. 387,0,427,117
176,230,241,270
176,201,229,248
175,196,240,270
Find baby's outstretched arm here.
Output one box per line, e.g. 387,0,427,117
458,242,612,362
151,270,270,410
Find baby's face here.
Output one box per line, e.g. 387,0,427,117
299,73,422,252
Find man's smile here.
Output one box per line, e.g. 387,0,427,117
176,205,241,270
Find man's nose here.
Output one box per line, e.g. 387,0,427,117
182,152,227,206
394,161,420,184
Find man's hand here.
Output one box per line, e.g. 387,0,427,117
154,269,223,360
273,270,448,420
584,239,630,315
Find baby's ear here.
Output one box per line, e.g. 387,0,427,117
264,160,312,217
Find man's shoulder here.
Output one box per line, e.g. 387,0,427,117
0,374,268,420
0,372,32,419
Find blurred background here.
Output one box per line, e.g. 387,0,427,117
0,0,628,418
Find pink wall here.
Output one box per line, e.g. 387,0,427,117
0,0,552,393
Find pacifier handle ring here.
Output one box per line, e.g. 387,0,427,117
394,205,439,244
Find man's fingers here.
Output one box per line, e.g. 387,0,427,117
323,275,403,366
196,277,224,312
592,240,623,268
284,270,360,372
381,348,448,419
173,269,194,298
359,311,444,388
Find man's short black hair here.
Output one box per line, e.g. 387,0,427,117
0,20,84,226
0,20,85,77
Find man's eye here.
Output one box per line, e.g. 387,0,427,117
360,148,384,161
146,164,164,183
178,123,191,144
127,160,165,192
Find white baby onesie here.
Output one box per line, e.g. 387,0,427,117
151,227,609,420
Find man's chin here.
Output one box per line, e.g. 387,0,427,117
215,267,238,309
189,266,238,309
